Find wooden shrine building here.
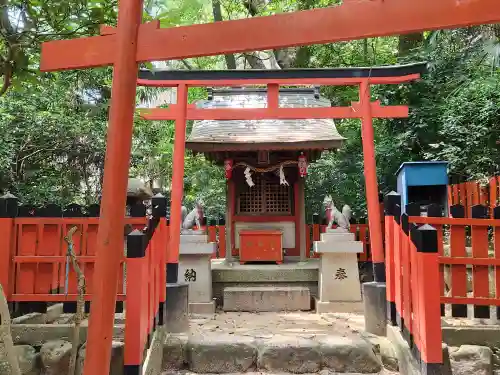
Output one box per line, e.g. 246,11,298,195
186,87,345,263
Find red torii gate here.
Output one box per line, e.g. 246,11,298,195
137,65,424,287
39,1,500,374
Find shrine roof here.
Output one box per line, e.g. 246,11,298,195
186,88,345,152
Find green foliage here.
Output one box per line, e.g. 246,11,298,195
0,1,498,219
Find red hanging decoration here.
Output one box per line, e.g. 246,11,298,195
298,153,308,177
224,159,233,179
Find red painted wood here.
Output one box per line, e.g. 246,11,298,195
208,225,217,258
168,84,189,265
305,224,312,258
233,215,295,223
384,216,395,305
401,227,412,334
409,231,419,344
495,217,500,304
124,255,147,367
441,297,500,305
83,0,144,372
360,81,384,265
409,216,500,227
490,177,498,216
16,223,37,296
11,294,126,302
218,225,226,258
40,0,500,71
0,218,15,298
440,257,500,266
448,224,468,303
140,103,409,121
435,224,445,302
416,251,443,364
267,84,279,110
471,223,490,307
239,230,283,264
292,181,301,257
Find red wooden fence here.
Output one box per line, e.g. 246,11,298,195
385,192,500,372
124,217,168,369
0,218,372,313
449,176,500,217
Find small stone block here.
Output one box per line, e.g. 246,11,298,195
318,335,382,373
363,282,387,336
258,335,321,373
165,283,189,333
188,334,257,373
189,301,216,315
223,286,311,312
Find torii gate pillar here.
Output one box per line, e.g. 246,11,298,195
82,1,142,374
359,81,385,281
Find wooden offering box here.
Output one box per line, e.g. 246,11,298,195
239,230,283,264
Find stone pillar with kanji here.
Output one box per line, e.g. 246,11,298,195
179,232,217,314
313,228,363,313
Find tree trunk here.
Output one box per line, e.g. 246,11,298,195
212,0,237,69
398,33,424,56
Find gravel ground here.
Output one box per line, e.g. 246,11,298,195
189,307,366,340
163,370,399,375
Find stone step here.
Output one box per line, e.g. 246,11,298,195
223,286,311,312
162,333,392,374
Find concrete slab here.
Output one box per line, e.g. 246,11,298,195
223,286,311,312
189,301,216,315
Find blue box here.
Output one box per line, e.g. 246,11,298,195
396,161,449,215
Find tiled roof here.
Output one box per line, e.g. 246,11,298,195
186,88,345,148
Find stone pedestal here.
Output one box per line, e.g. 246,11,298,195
179,234,216,314
313,228,363,313
165,283,189,333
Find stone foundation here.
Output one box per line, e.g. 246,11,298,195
223,286,311,312
163,332,383,374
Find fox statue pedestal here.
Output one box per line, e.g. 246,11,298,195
179,233,217,314
313,228,363,313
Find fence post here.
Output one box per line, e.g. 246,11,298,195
0,194,18,302
152,194,167,326
208,219,217,259
384,191,401,326
415,224,443,373
218,217,226,259
124,230,147,374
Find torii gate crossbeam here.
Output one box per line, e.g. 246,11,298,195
38,0,500,374
41,0,500,71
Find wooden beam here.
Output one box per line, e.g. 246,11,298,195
41,0,500,71
136,74,421,87
139,103,409,121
